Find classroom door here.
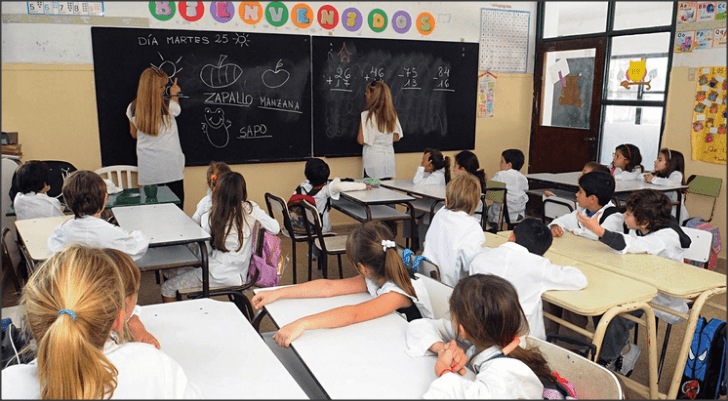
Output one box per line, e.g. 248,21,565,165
529,37,605,173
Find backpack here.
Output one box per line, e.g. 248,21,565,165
287,184,329,234
678,317,727,399
247,221,285,287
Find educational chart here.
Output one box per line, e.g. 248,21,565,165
479,8,530,73
311,36,478,157
691,66,727,165
91,27,311,166
675,1,727,52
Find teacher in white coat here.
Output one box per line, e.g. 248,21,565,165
356,81,403,180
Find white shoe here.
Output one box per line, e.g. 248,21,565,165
614,343,641,377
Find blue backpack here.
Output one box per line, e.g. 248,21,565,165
678,317,727,399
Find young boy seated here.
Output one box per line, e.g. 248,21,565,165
488,149,528,226
469,218,587,340
12,160,65,221
549,171,624,240
293,158,368,234
48,170,149,260
576,189,691,375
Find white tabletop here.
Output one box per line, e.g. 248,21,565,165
14,215,73,261
380,179,446,200
140,298,307,399
527,171,688,194
256,289,437,399
112,203,210,246
340,186,415,204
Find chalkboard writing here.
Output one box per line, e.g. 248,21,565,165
92,27,311,166
312,36,478,157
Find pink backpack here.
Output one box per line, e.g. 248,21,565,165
247,221,283,287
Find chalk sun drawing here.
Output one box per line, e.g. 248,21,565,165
234,33,250,48
200,55,243,89
201,107,231,148
262,59,290,89
151,52,184,97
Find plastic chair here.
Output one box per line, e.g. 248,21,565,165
265,192,315,284
415,272,452,320
685,175,722,222
529,336,623,399
542,197,575,224
481,180,517,232
95,165,139,189
416,258,441,282
300,200,346,280
1,227,24,293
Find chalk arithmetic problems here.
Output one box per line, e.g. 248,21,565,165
92,27,312,166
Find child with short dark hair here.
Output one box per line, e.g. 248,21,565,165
577,189,691,375
488,148,529,225
644,148,689,225
293,158,368,233
549,171,624,240
12,160,64,221
542,161,611,210
423,174,486,287
47,170,149,260
192,161,231,225
469,219,587,340
610,144,644,181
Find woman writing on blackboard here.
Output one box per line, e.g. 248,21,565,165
127,66,186,208
357,81,403,180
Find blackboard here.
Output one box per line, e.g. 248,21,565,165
92,27,311,166
312,36,478,157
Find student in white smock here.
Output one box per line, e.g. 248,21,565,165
12,160,64,221
357,81,403,180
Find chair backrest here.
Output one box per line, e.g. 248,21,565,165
543,197,575,223
1,226,23,292
686,175,722,222
95,165,139,190
482,181,508,231
10,160,77,200
264,192,297,238
417,258,441,282
300,200,327,251
415,273,452,320
529,336,623,399
682,226,713,264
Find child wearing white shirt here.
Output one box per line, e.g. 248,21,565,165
644,148,690,225
406,148,451,249
406,274,564,399
191,161,231,225
12,160,64,221
609,143,645,181
47,171,148,261
470,219,587,340
488,149,528,226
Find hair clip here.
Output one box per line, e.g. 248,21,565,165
381,239,396,253
501,335,520,355
57,309,77,322
666,149,672,160
625,145,632,160
211,174,218,180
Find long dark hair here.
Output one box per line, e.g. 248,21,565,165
425,148,452,184
209,172,250,252
655,148,686,185
455,150,486,190
450,274,558,385
615,144,643,173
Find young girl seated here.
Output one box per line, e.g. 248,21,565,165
644,147,689,225
452,150,487,224
0,244,198,399
407,148,452,249
12,160,64,221
610,144,644,181
423,173,486,287
192,161,231,225
251,221,434,348
104,248,160,349
161,172,280,302
406,274,562,399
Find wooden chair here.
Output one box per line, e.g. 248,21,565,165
2,227,24,293
95,165,139,189
529,336,623,399
685,174,722,222
264,192,315,284
300,200,346,280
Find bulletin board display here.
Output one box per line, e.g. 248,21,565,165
691,66,727,165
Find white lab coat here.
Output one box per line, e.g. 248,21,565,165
406,318,543,399
360,111,403,179
365,277,434,320
613,166,644,181
295,178,366,233
646,171,690,225
548,201,625,240
191,188,213,226
423,208,486,287
47,216,149,261
488,169,529,224
127,101,185,185
413,166,447,186
13,192,64,221
469,242,588,340
1,340,200,399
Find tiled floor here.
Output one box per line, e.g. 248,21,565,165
2,220,726,399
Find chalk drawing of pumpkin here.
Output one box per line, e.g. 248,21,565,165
200,55,243,89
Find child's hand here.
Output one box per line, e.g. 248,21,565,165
644,173,654,183
365,184,373,190
421,152,432,168
443,340,468,375
576,211,605,237
169,77,181,96
551,225,564,237
434,347,458,377
544,190,555,197
251,290,280,310
273,321,306,348
127,315,161,349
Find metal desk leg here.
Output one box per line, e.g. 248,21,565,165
197,241,209,298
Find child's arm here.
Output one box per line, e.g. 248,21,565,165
252,275,367,309
329,177,367,196
127,314,161,349
251,201,280,234
576,212,670,255
406,317,458,356
548,209,580,238
356,122,365,145
129,120,138,139
647,171,683,186
541,261,588,291
413,166,428,185
271,289,412,347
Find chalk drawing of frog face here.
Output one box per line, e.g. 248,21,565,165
202,107,230,149
204,107,226,128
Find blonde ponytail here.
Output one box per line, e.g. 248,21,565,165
22,245,125,399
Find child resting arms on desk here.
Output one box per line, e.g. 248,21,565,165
251,221,434,348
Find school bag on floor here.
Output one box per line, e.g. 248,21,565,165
247,221,286,287
287,183,330,234
678,317,727,399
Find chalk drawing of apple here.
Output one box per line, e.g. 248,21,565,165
262,59,290,89
200,55,243,89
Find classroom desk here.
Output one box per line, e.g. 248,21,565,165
498,230,727,399
0,299,308,399
14,214,73,272
5,186,180,217
254,288,438,399
484,232,660,398
380,179,446,217
112,203,212,297
331,186,416,245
